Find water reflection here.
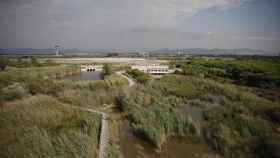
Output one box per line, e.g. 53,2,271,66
181,105,203,122
63,71,102,81
119,121,214,158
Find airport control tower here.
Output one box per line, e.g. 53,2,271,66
55,45,60,56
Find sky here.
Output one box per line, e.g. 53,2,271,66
0,0,280,52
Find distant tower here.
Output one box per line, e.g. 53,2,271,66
142,52,149,59
177,51,181,56
55,45,60,56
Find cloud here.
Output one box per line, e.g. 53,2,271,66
1,0,250,29
2,0,279,52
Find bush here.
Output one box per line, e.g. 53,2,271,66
126,69,151,84
26,78,63,96
0,57,9,71
103,63,113,76
0,83,28,101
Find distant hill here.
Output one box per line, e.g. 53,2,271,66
0,48,278,56
151,48,277,56
0,48,109,56
0,48,55,55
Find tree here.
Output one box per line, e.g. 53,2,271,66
30,57,39,66
0,57,9,71
103,64,113,76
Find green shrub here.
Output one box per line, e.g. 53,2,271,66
26,78,63,96
103,63,113,76
0,83,28,101
126,69,151,84
0,57,9,71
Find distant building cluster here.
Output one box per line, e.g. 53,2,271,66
131,64,174,75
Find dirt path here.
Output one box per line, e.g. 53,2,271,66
116,71,135,87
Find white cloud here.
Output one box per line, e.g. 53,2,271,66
4,0,279,52
1,0,250,29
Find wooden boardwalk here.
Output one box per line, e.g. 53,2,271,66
61,105,109,158
99,114,109,158
61,72,135,158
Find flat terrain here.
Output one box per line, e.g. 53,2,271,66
41,57,167,64
0,56,279,158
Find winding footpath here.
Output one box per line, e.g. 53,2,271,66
63,72,135,158
116,71,135,87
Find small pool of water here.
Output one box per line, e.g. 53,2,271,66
181,105,203,122
119,121,214,158
63,71,102,81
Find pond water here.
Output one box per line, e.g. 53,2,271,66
119,121,215,158
181,105,203,122
63,71,102,81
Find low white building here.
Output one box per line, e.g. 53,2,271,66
81,65,103,72
131,64,174,75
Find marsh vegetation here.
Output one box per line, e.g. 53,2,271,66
0,57,128,158
0,56,279,158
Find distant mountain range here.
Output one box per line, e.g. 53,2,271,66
0,48,109,55
0,48,56,55
151,48,278,56
0,48,278,56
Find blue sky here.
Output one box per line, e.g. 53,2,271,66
182,0,280,33
0,0,279,52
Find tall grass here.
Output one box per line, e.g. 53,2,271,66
0,95,101,158
57,74,128,109
117,74,278,157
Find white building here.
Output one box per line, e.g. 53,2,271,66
81,65,103,72
131,64,174,75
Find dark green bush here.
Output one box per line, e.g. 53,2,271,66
126,69,151,84
103,63,113,76
0,57,9,71
26,78,63,96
